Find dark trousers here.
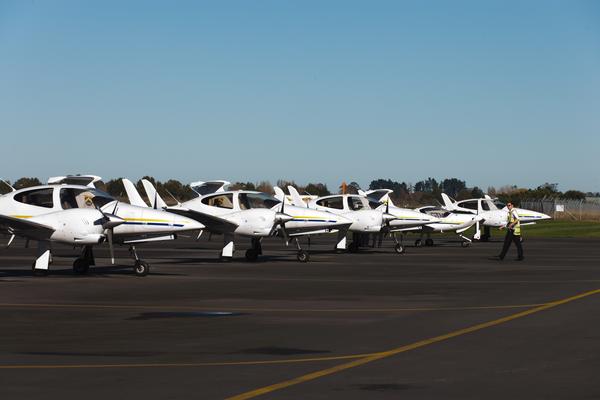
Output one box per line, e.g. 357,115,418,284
499,230,523,259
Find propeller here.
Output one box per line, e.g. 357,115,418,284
98,201,124,264
380,197,397,231
271,200,294,244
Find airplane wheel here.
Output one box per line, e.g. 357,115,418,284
425,238,434,246
73,258,90,275
461,241,471,248
31,262,47,276
394,244,405,254
297,250,310,263
348,242,359,253
414,239,422,247
245,249,259,262
133,261,149,277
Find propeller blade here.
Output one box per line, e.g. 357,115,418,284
107,228,115,264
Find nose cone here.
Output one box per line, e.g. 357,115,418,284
275,212,294,224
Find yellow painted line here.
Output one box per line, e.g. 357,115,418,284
225,288,600,400
0,353,372,370
0,302,547,313
10,215,33,219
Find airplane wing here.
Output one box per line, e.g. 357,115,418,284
0,215,55,239
166,207,238,234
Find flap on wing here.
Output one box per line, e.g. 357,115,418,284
0,215,55,238
166,208,238,233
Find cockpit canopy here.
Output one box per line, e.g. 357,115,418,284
13,186,115,210
59,188,114,209
315,195,373,211
200,191,281,210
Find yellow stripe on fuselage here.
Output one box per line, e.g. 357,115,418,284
123,218,171,223
10,215,33,219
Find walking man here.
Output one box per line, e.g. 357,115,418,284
497,202,524,261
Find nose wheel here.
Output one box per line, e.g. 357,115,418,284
394,244,405,254
130,246,149,277
134,260,149,276
296,250,310,262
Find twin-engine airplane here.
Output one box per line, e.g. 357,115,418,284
286,187,439,253
440,193,551,240
0,183,204,276
363,189,482,247
128,179,352,262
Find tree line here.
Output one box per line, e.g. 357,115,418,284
0,176,594,207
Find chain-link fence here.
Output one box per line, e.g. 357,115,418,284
520,199,600,221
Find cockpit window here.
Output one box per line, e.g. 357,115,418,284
460,201,478,210
201,193,234,209
316,196,344,210
422,208,450,218
368,199,382,209
14,188,54,208
239,193,280,210
59,188,114,209
347,196,368,211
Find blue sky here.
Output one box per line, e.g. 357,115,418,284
1,1,599,192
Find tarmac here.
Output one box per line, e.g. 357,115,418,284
1,235,599,399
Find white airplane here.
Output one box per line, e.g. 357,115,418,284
295,188,437,253
0,183,204,276
440,193,551,240
137,180,352,262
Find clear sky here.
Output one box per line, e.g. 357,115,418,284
1,1,599,192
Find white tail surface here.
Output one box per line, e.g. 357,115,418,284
287,186,306,207
441,193,456,210
142,179,167,209
273,186,286,203
122,178,149,207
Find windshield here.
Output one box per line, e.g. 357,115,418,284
60,188,115,209
347,196,371,211
239,192,280,209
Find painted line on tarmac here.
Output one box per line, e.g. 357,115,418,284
0,302,548,313
225,288,600,400
0,354,372,370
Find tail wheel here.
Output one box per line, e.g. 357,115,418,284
394,244,405,254
134,261,149,277
296,250,310,263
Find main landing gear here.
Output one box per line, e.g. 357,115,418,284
414,237,434,247
245,238,262,262
73,246,94,275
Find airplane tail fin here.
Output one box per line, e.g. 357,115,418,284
287,186,306,207
273,186,286,203
142,179,168,209
441,193,456,210
122,178,149,207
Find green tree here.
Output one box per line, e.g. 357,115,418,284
13,177,42,189
304,183,330,196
